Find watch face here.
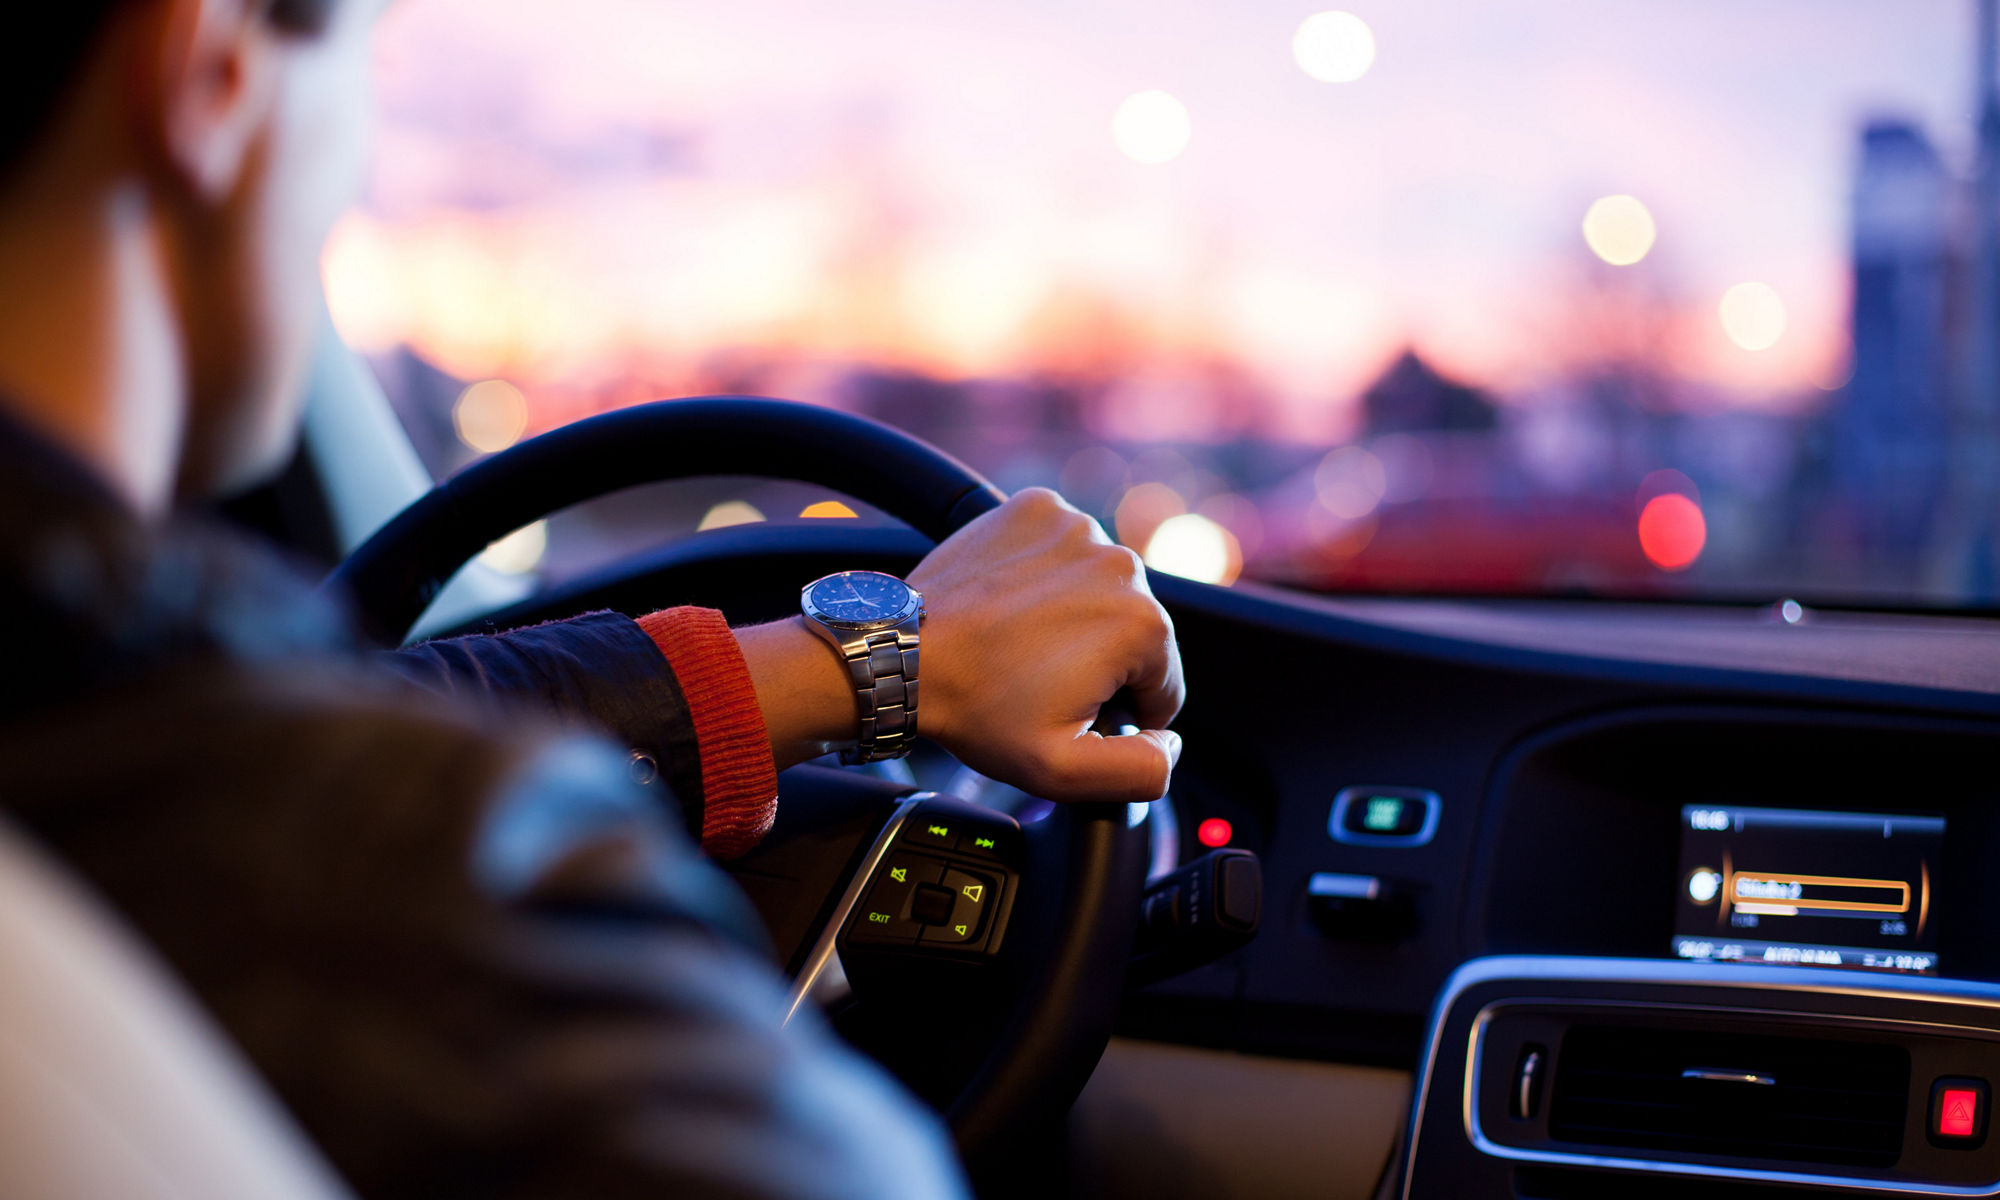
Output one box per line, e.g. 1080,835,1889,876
806,571,914,625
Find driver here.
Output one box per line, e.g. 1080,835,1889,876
0,0,1184,1197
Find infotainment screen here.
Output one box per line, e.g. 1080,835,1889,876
1672,805,1943,975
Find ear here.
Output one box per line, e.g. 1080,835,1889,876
138,0,285,201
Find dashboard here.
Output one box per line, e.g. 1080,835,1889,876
1126,579,2000,1196
472,522,2000,1197
1113,580,2000,1067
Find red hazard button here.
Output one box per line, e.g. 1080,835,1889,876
1930,1078,1989,1148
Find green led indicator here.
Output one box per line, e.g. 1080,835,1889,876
867,911,891,924
928,824,949,838
1362,797,1405,832
974,836,996,849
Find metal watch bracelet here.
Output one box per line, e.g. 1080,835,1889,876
841,628,919,763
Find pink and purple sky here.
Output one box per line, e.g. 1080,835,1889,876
323,0,1974,443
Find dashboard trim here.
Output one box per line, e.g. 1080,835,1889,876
783,792,928,1025
1403,956,2000,1199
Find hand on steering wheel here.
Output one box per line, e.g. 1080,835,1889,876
739,486,1184,802
909,488,1184,803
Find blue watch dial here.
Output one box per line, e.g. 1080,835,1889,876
808,571,911,624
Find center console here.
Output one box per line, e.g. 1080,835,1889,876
1469,708,2000,979
1402,957,2000,1198
1397,707,2000,1196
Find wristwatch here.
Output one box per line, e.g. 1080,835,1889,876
800,570,925,763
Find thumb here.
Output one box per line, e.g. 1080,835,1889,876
1042,727,1183,804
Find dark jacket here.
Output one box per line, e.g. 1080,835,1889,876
0,414,968,1200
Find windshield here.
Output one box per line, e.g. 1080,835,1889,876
329,1,1986,608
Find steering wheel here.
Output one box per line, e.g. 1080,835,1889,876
326,396,1148,1172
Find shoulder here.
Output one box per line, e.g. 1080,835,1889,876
0,659,969,1199
0,658,759,954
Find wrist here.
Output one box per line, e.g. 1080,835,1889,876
737,616,863,769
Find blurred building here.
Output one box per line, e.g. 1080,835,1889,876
1936,0,2000,597
1361,350,1498,435
1836,120,1954,576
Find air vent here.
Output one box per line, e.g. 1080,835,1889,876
1547,1024,1909,1168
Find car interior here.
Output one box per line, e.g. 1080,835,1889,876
9,2,2000,1198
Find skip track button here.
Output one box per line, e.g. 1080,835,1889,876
904,820,954,851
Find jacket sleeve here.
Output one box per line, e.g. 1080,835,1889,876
378,612,709,838
0,670,971,1200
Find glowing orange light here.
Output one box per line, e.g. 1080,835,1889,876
1197,817,1233,848
453,379,529,453
1638,493,1706,571
1113,481,1187,550
800,500,859,519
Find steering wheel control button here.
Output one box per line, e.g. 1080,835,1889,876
920,867,995,947
910,883,957,927
1329,786,1440,847
850,851,942,944
900,796,1025,865
1930,1077,1990,1148
953,826,1017,860
906,818,956,851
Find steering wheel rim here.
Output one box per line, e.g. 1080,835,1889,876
328,395,1006,647
324,395,1145,1170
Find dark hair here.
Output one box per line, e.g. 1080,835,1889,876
0,0,339,185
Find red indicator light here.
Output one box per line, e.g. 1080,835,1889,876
1196,817,1233,848
1940,1088,1980,1139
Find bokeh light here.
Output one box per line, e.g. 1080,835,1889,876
1719,282,1787,351
452,379,528,453
1581,195,1657,266
1112,90,1192,164
1637,493,1706,571
1314,445,1388,519
1143,512,1242,585
1811,354,1856,391
1196,817,1234,848
1292,11,1376,83
478,519,548,575
1114,481,1187,549
1198,492,1265,559
1635,467,1700,509
697,500,765,530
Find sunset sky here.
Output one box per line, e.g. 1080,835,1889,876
323,0,1975,443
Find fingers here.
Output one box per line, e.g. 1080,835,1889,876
1039,727,1183,804
917,483,1188,806
1119,599,1183,732
1130,664,1185,735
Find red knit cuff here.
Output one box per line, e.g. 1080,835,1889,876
636,607,777,859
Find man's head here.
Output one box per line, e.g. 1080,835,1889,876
0,0,382,507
